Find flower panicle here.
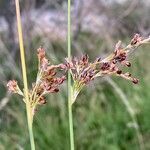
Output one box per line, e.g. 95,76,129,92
7,80,24,96
7,34,150,105
7,47,66,115
62,34,150,103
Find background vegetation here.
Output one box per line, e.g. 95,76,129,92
0,0,150,149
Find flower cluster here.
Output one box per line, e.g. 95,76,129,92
62,34,150,103
7,80,23,96
7,47,66,115
7,34,150,105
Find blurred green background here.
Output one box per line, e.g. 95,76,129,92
0,0,150,149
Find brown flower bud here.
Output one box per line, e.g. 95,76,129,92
7,80,18,93
37,47,45,61
41,58,49,70
115,52,126,62
131,34,142,45
132,78,139,84
51,88,59,93
125,72,131,77
125,61,131,67
116,70,122,74
96,57,101,62
82,54,88,63
38,96,47,105
101,62,110,71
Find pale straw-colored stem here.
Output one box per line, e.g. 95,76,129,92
15,0,35,149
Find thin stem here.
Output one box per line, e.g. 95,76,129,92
15,0,35,149
67,0,75,149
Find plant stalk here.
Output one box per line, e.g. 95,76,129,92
15,0,35,149
68,0,75,149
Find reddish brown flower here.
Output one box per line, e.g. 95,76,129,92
38,96,47,105
131,34,142,45
7,80,18,93
37,47,46,61
101,62,111,71
41,57,49,70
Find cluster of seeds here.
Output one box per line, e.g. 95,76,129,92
7,34,150,107
7,47,66,114
62,34,150,103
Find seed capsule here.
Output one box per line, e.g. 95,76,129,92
125,62,131,67
132,78,139,84
116,70,122,74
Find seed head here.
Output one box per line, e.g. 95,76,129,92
7,80,18,93
7,47,67,116
37,47,46,61
131,34,142,45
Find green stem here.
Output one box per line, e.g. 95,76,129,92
68,82,75,150
68,0,75,149
15,0,35,149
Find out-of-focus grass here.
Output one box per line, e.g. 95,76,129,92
0,34,150,149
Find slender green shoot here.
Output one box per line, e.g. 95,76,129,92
67,0,75,149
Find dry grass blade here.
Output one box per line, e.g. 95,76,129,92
0,93,10,111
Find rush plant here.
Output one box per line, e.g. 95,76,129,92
8,33,150,149
8,0,66,149
7,0,150,149
7,47,66,149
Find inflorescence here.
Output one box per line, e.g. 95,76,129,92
61,34,150,103
7,47,66,115
7,34,150,107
